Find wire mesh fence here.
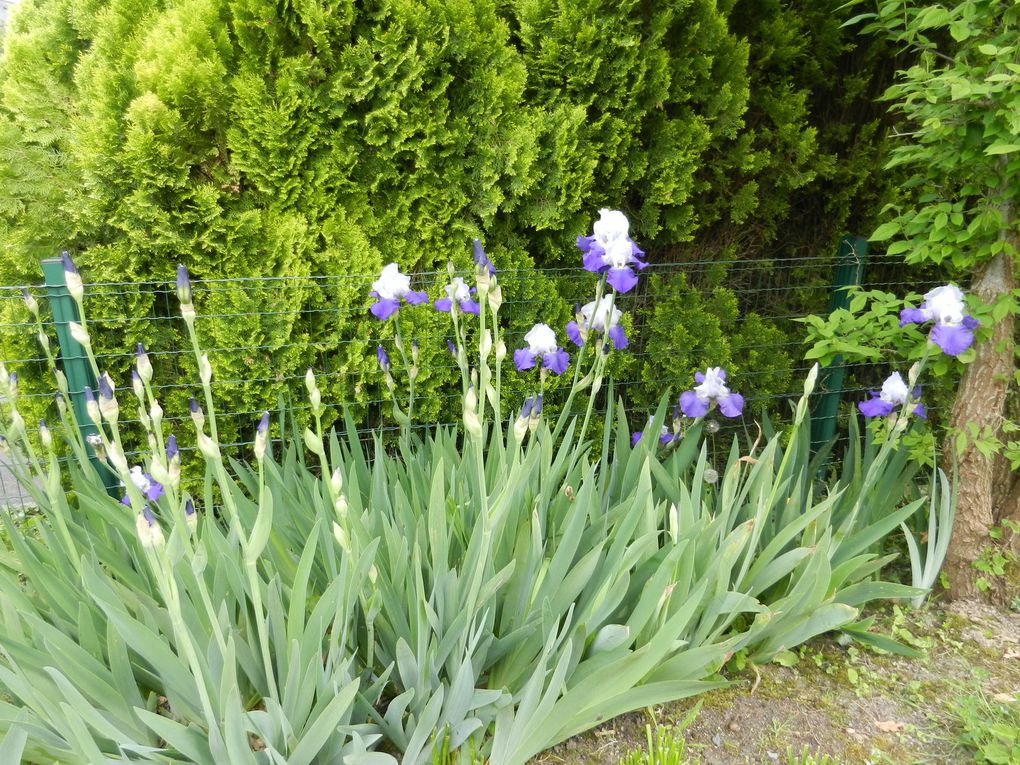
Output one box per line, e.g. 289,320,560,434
0,246,949,508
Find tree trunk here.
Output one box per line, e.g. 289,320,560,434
943,247,1016,600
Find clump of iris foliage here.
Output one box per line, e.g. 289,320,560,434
0,211,953,764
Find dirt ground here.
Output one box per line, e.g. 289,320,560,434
534,601,1020,764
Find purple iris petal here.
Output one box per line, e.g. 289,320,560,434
899,307,927,327
694,371,705,384
142,506,157,525
582,247,606,273
120,495,131,506
532,395,543,415
257,411,270,436
185,498,195,517
370,298,401,320
576,235,594,254
659,432,676,445
962,315,980,330
405,290,429,305
144,476,165,502
473,239,496,275
166,435,178,461
608,325,628,350
718,392,744,418
631,432,642,446
434,297,453,312
858,396,895,417
98,374,114,401
606,267,638,293
566,321,584,347
520,397,535,419
930,323,974,356
679,391,709,419
61,251,79,277
514,349,537,371
377,345,390,371
542,348,570,375
913,403,927,419
446,340,456,355
460,299,480,315
630,241,647,263
176,264,192,303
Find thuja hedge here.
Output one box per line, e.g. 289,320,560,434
0,0,898,446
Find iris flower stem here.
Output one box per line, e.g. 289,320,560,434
477,289,489,427
392,320,414,440
246,459,279,704
313,411,340,581
30,310,99,480
553,275,607,440
72,298,103,385
577,351,606,448
154,549,224,748
450,305,469,398
184,320,220,448
577,288,616,446
493,319,503,431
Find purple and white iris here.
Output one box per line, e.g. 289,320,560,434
679,367,744,419
566,296,629,350
369,263,429,320
576,209,647,293
513,323,570,375
858,372,926,419
631,418,677,447
434,277,480,315
899,284,978,357
121,465,165,507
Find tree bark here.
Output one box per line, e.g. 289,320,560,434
943,246,1016,600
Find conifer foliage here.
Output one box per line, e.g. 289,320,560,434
0,0,890,443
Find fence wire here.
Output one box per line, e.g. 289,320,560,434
0,251,948,507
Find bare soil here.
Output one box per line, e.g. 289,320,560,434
534,601,1020,764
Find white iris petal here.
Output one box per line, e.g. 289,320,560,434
694,367,730,400
592,209,630,247
445,277,472,302
922,285,966,326
372,263,411,300
580,296,622,331
879,372,909,405
603,238,634,269
525,323,558,356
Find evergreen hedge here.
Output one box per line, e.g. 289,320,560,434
0,0,896,446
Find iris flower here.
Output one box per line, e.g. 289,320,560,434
434,277,480,315
513,324,570,375
858,372,926,419
121,465,165,506
566,296,628,350
576,209,647,293
899,284,978,357
679,367,744,419
369,263,428,320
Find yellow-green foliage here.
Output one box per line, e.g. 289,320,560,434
0,0,896,445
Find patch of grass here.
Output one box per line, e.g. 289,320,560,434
951,690,1020,764
619,704,703,765
785,747,837,765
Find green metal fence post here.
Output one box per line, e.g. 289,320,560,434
41,257,118,493
810,235,869,455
